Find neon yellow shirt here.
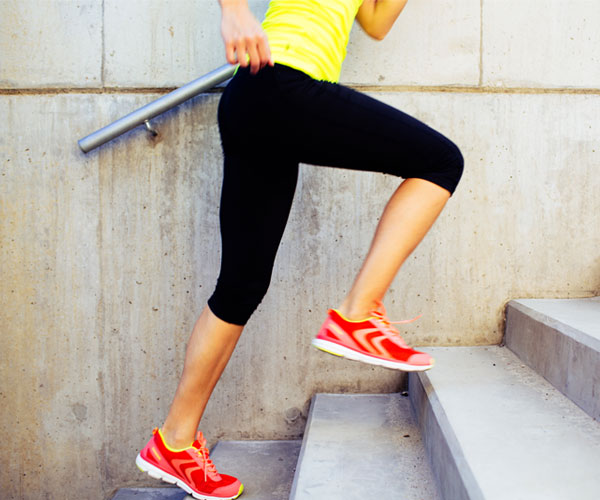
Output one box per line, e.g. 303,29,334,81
262,0,363,83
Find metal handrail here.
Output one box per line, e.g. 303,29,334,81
78,64,236,153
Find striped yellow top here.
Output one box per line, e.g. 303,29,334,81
262,0,363,83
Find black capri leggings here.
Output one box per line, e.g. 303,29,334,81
207,64,463,325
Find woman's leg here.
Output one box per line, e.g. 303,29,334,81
273,66,462,368
161,146,299,447
339,178,450,320
161,306,243,448
158,65,300,446
284,72,463,320
136,303,245,498
162,306,244,449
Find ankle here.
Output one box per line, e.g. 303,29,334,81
160,426,194,450
338,297,379,321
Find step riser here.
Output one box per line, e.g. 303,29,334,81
409,373,484,500
287,396,316,500
290,393,440,500
506,301,600,421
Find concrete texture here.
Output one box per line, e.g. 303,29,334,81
506,297,600,420
210,440,302,499
112,489,187,500
410,347,600,500
103,0,268,88
290,394,440,500
2,89,600,499
8,0,600,89
343,0,481,86
0,0,102,88
483,0,600,88
508,297,600,341
102,0,600,88
409,368,483,500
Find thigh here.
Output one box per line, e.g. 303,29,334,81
275,69,460,187
217,151,299,288
210,150,299,324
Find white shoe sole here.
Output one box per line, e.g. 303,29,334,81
135,454,243,500
311,338,434,372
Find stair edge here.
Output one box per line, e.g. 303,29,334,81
409,371,485,500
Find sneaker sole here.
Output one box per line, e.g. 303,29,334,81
135,454,244,500
311,338,434,372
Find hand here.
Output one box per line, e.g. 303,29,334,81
220,1,273,74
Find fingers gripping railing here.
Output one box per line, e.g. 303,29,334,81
78,64,236,153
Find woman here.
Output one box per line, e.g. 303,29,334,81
136,1,463,499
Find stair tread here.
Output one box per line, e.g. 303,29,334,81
111,488,186,499
421,346,600,500
506,297,600,420
290,393,440,500
511,297,600,344
211,440,302,499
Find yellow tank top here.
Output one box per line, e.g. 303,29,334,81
262,0,363,83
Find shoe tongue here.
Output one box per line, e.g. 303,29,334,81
191,439,222,480
371,312,389,326
372,316,408,345
192,431,206,449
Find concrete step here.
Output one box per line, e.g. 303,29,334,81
505,297,600,420
210,440,302,499
409,346,600,500
112,489,186,500
289,393,441,500
112,440,301,500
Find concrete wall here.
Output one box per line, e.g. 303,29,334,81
1,1,599,498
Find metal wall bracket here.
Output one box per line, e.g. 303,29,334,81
144,120,158,137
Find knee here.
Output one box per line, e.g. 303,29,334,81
208,278,270,326
445,140,464,187
431,137,464,194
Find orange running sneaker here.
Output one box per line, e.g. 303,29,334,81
312,302,434,371
136,428,244,500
